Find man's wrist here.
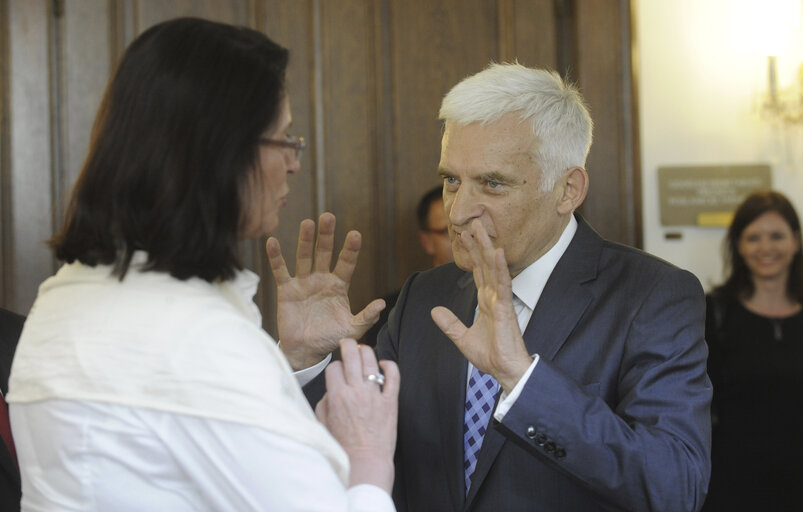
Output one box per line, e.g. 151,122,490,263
497,355,536,394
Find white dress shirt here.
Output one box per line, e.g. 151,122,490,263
7,254,394,511
492,214,577,420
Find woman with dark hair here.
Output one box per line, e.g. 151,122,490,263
702,190,803,510
6,18,397,511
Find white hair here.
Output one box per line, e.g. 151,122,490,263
438,62,593,190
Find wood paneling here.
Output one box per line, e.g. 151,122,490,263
6,0,57,312
1,0,641,338
390,0,499,289
59,1,113,225
574,0,642,247
320,0,380,312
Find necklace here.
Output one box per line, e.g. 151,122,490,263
769,318,783,341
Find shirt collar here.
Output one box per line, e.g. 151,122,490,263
511,215,577,311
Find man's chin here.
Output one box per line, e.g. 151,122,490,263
452,253,474,272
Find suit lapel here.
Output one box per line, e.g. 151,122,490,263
464,215,601,509
437,272,476,511
523,215,599,359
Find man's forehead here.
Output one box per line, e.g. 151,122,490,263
438,146,537,180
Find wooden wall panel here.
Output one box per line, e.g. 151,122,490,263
257,0,317,335
134,0,251,30
0,0,9,301
390,0,498,290
59,1,113,228
512,0,557,69
6,0,56,312
574,0,641,247
1,0,641,335
319,0,380,312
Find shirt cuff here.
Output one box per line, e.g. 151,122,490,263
347,484,395,512
293,353,332,387
493,354,540,422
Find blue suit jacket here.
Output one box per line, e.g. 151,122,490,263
373,215,711,511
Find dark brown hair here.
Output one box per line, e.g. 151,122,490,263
52,17,289,282
416,186,443,231
715,190,803,302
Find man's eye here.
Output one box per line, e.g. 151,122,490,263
444,176,458,185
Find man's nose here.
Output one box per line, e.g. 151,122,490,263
447,186,482,226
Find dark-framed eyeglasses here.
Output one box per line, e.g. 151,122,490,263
259,135,307,162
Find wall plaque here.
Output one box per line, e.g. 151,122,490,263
657,164,772,227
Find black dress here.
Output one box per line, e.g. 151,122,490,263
703,295,803,511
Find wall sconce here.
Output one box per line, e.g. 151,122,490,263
762,56,803,123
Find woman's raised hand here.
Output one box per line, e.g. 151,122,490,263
267,212,386,370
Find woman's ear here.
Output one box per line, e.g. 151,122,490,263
556,167,588,215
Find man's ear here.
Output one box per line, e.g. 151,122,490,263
418,232,435,255
557,167,588,215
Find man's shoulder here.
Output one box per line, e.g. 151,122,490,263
397,263,472,307
573,218,700,289
414,262,471,288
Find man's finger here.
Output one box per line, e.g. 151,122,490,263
461,231,485,290
314,393,329,423
494,248,513,304
431,306,468,345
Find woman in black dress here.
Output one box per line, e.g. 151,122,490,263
703,190,803,510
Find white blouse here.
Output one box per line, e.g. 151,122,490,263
7,254,394,511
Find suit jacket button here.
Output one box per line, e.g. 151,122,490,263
534,433,547,446
526,426,536,439
555,447,566,459
545,441,556,453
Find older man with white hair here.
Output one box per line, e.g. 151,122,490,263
282,63,711,512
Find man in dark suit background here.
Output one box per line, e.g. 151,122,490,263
0,308,23,511
362,185,454,346
275,63,711,511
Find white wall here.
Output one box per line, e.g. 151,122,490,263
636,0,803,290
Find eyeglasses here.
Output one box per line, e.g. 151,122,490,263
425,227,449,236
259,135,307,162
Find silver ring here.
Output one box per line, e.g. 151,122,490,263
365,373,385,386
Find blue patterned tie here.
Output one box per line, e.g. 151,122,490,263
463,366,499,494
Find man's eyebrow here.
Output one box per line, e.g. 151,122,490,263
437,167,454,178
479,171,518,185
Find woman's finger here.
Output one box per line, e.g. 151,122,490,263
332,230,362,284
338,338,363,386
295,219,316,277
324,360,345,392
265,238,291,285
359,344,380,386
378,359,400,398
314,393,329,423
